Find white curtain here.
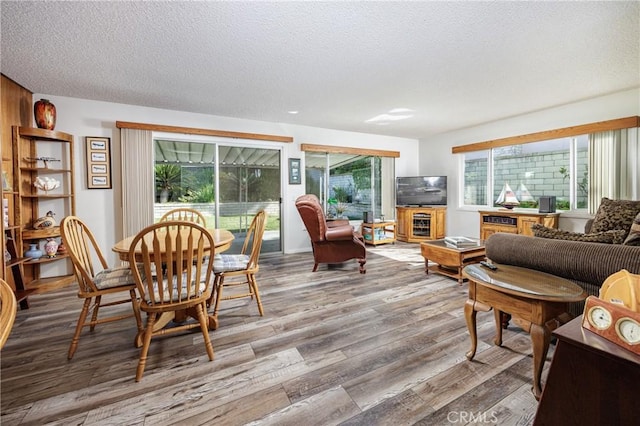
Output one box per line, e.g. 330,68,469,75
589,128,640,213
380,157,395,219
120,128,154,236
620,127,639,200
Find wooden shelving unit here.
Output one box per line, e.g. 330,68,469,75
360,221,396,246
11,126,76,291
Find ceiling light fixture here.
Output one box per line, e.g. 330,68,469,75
288,110,299,115
365,108,414,124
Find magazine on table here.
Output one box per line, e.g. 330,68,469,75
444,236,481,248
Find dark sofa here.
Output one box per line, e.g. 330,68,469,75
485,221,640,316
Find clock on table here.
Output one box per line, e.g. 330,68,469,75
582,269,640,355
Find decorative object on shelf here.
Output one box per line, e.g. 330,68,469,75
33,176,61,194
26,156,60,169
34,99,57,130
4,248,11,262
33,211,57,229
24,243,43,259
85,137,112,189
44,238,59,258
56,240,67,256
2,171,11,190
3,198,9,227
495,182,520,209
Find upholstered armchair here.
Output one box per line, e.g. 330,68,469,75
295,194,366,273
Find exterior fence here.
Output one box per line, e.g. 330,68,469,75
154,202,281,221
464,149,588,207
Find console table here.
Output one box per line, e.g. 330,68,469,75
479,210,559,240
534,316,640,424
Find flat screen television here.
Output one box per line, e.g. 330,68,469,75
396,176,447,206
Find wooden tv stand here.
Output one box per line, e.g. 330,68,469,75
396,206,446,243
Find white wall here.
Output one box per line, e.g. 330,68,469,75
35,95,420,263
419,88,640,238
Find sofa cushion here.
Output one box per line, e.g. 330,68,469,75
623,212,640,246
590,197,640,239
531,224,626,244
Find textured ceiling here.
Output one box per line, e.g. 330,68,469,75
1,1,638,140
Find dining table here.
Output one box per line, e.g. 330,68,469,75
112,227,235,342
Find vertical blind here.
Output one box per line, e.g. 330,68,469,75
589,128,640,213
120,128,154,236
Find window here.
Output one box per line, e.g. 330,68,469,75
304,152,394,220
462,137,589,211
454,117,640,213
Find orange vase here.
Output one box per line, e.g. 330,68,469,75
34,99,56,130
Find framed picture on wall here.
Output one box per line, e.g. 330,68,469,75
86,136,112,189
289,158,301,185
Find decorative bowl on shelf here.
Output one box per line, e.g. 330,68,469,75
33,176,60,193
32,211,57,229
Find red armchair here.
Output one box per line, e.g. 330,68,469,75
295,194,366,274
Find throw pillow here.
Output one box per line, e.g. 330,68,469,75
623,212,640,246
531,224,627,244
590,197,640,239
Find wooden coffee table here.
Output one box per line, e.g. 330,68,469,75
420,239,486,284
462,263,587,400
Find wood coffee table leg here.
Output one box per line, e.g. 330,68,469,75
493,309,503,346
530,322,551,400
500,312,512,329
464,299,478,360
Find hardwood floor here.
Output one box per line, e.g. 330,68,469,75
1,243,548,425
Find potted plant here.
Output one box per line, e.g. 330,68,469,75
328,197,348,218
155,164,181,203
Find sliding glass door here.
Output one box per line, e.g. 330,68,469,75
218,145,281,253
305,152,394,220
154,139,282,254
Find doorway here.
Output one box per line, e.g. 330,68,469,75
153,139,282,254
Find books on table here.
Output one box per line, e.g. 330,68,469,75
444,236,481,248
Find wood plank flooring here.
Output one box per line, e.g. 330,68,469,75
1,243,549,425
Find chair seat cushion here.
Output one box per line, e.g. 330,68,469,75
94,266,136,290
213,254,250,272
143,273,209,304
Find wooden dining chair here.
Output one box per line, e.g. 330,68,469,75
159,207,206,226
128,221,215,382
60,216,143,359
0,278,17,349
209,210,267,317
